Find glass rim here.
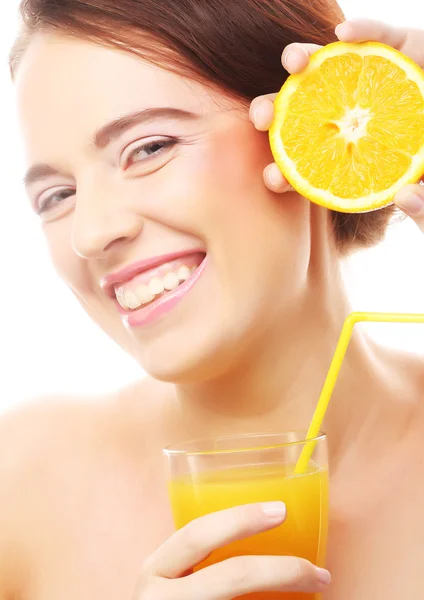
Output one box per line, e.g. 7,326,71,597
162,430,327,457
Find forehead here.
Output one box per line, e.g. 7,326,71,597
14,33,224,158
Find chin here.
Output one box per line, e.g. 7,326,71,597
132,325,239,385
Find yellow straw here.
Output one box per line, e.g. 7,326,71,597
295,312,424,474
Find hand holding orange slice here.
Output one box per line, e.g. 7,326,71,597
269,42,424,213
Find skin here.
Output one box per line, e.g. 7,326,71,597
1,16,423,600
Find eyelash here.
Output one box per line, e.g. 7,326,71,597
36,137,178,215
123,137,178,168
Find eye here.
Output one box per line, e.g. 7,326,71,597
37,188,75,216
122,137,178,169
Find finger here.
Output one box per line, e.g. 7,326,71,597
178,555,331,600
145,502,286,578
250,43,322,132
263,163,293,193
249,94,276,131
393,182,424,233
335,19,407,50
282,43,322,74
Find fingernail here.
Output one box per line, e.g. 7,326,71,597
261,501,286,520
315,567,331,585
396,191,424,215
252,105,262,124
267,165,282,187
335,21,345,35
283,48,294,68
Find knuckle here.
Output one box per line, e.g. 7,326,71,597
216,505,244,531
181,518,204,553
140,553,156,574
286,557,312,582
132,573,158,600
227,555,254,589
234,504,260,529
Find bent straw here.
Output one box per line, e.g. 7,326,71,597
295,312,424,474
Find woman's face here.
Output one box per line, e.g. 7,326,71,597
16,32,313,382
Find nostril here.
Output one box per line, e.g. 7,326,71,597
104,236,128,252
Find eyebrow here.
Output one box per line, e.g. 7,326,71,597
23,107,200,188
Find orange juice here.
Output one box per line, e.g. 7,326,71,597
168,463,328,600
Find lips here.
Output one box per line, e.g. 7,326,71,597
115,255,203,311
121,253,208,328
101,249,206,300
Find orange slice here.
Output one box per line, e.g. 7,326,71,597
269,42,424,213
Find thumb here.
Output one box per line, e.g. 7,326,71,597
394,184,424,233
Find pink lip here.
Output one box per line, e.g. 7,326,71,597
121,255,208,328
101,248,205,298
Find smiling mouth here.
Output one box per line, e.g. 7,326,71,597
114,252,206,312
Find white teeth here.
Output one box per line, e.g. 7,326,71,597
115,287,125,303
164,272,180,291
149,277,165,296
178,265,191,281
135,284,154,305
116,289,129,310
124,291,141,310
115,262,198,310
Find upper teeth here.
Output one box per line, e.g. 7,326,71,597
115,265,194,311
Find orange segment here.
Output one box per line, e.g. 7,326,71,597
330,138,411,200
367,113,424,155
357,56,423,114
287,71,345,119
269,41,424,213
319,53,363,110
282,117,345,189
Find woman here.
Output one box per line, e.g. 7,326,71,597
2,0,424,597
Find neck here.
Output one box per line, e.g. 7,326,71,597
173,261,403,468
175,257,346,423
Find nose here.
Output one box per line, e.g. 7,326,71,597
71,175,144,259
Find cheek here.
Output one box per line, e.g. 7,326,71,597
169,124,312,305
129,120,308,248
186,122,310,250
197,124,311,294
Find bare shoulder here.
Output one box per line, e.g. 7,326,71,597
0,392,113,501
0,379,169,600
0,378,172,597
0,377,165,471
0,392,112,465
0,375,165,445
0,394,96,596
0,376,171,501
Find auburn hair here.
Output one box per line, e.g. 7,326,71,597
10,0,396,251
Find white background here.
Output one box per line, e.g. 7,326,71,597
1,0,423,412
